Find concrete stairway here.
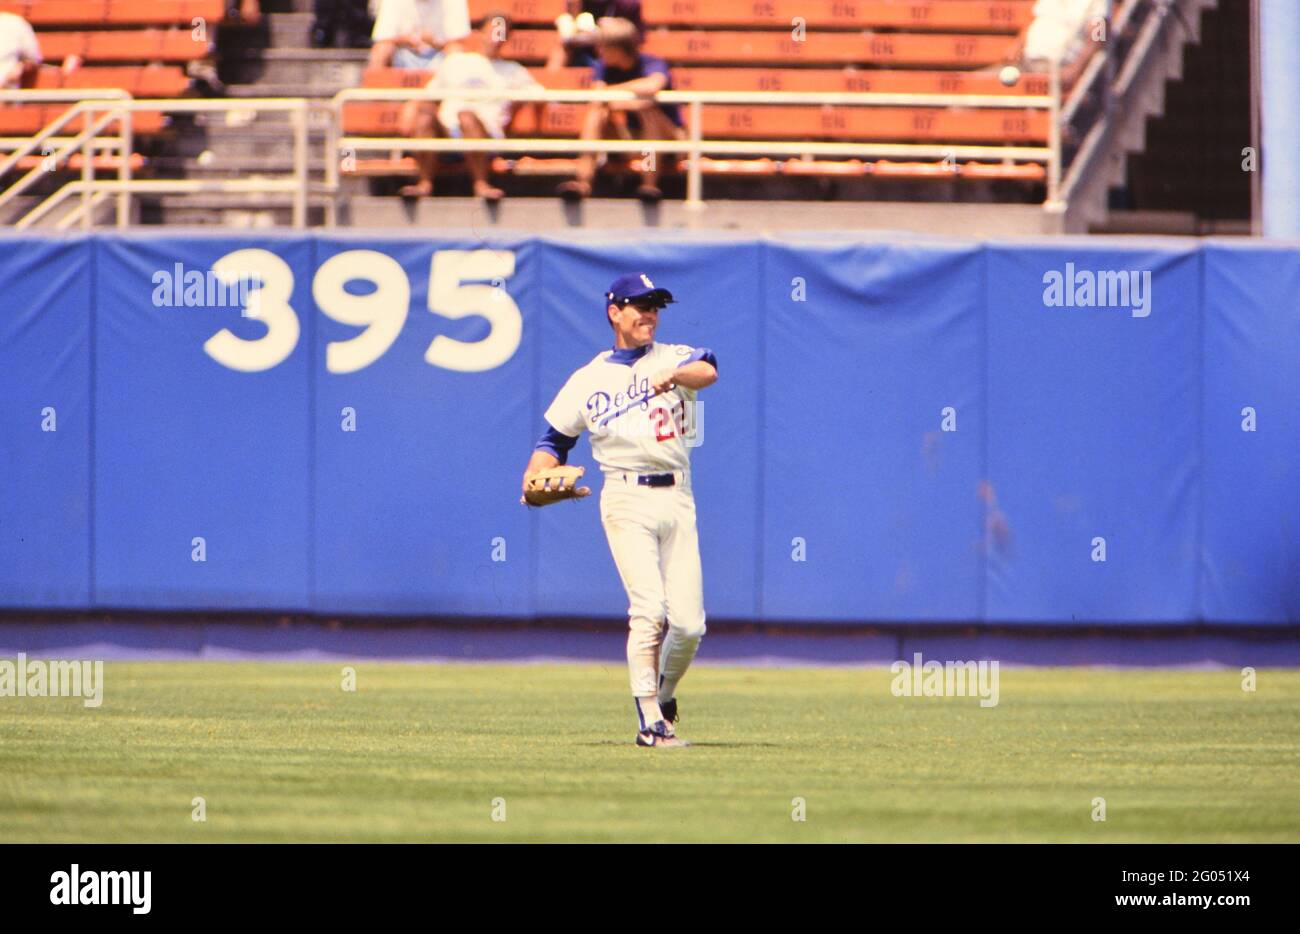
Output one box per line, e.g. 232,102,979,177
1060,0,1221,233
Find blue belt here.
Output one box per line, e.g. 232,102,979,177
637,473,676,487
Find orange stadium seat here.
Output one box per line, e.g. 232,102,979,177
466,0,558,24
46,29,209,62
0,105,165,135
12,152,146,172
159,28,210,59
361,69,434,89
36,65,191,97
0,2,102,25
106,2,226,25
0,1,225,25
34,32,87,61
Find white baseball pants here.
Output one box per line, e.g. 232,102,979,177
599,470,707,701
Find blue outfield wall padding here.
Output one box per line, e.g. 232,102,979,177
0,233,1298,625
311,235,539,615
1201,243,1300,622
91,234,314,610
761,240,985,622
984,242,1201,623
0,238,93,607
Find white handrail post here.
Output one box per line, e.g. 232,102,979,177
81,105,93,230
292,103,308,229
324,99,340,228
1046,57,1063,209
117,104,133,227
685,99,703,210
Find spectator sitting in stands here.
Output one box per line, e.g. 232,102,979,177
556,16,681,204
0,11,41,90
369,0,470,70
400,13,543,201
312,0,372,48
546,0,643,70
1003,0,1109,87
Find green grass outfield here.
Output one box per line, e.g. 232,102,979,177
2,662,1298,842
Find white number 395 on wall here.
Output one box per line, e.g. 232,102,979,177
203,248,522,374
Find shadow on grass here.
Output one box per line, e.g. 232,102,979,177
576,741,781,748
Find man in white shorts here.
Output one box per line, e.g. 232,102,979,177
403,13,542,199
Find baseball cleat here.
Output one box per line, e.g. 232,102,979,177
636,720,690,748
660,697,678,725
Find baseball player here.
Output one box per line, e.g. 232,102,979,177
521,273,718,748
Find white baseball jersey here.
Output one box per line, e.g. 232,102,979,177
371,0,471,45
543,342,708,475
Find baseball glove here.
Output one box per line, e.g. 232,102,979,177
521,465,592,507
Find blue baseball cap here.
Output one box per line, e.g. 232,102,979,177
605,272,675,307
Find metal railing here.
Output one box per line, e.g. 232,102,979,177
3,76,1063,229
0,92,319,229
329,82,1060,222
1059,0,1180,204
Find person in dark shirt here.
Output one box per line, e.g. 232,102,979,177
310,0,372,48
547,0,644,69
556,16,683,204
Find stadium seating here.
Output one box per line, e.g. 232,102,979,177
347,57,1048,184
2,0,1053,203
0,0,229,186
343,0,1053,189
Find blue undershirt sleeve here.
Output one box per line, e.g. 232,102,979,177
535,424,579,464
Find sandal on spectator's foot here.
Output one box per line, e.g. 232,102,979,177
398,181,433,199
476,184,505,203
557,180,591,202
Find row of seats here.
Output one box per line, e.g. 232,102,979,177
0,106,166,134
0,2,226,24
365,65,1050,96
500,28,1015,66
20,26,1012,69
30,30,210,62
465,0,1033,32
343,99,1045,143
32,64,190,96
7,152,146,171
